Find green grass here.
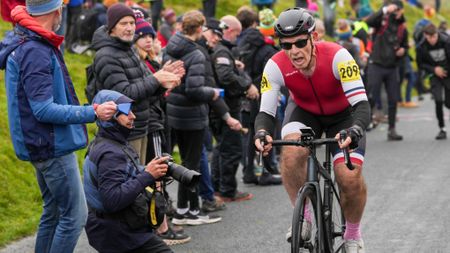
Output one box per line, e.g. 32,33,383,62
0,0,449,248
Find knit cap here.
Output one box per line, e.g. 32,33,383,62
107,3,135,32
135,18,156,39
26,0,62,16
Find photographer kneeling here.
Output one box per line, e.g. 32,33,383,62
83,90,173,253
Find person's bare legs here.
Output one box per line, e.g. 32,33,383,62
334,163,367,223
279,133,310,206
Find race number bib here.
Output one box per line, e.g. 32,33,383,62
261,73,272,93
337,60,360,82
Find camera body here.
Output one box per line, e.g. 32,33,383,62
160,153,201,190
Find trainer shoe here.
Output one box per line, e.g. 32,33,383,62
201,198,226,213
344,239,365,253
259,172,282,186
436,130,447,140
197,211,222,224
158,227,191,246
286,220,312,243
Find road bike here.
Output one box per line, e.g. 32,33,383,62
271,128,354,253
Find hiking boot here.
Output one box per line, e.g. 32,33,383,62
201,198,226,212
219,191,253,202
286,221,312,243
259,172,282,186
436,130,447,140
158,227,191,246
344,239,365,253
388,128,403,141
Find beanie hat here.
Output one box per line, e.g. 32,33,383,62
103,0,119,9
135,18,156,39
26,0,62,16
259,8,276,29
107,3,135,32
164,9,176,21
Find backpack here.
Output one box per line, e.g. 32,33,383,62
85,64,99,104
85,137,167,230
75,8,101,43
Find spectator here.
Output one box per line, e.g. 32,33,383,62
163,10,222,225
366,0,408,141
0,2,117,252
157,8,176,48
210,15,259,201
83,90,173,253
314,18,326,42
416,23,450,140
133,16,191,245
66,0,84,52
236,8,281,185
258,8,277,39
150,0,163,30
90,3,181,164
197,17,242,211
335,19,363,67
202,0,217,18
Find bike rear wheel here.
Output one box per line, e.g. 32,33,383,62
291,184,322,253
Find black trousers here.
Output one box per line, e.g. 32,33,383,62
430,76,450,128
66,5,82,49
174,128,205,211
202,0,217,18
211,111,242,198
367,63,400,129
151,0,163,31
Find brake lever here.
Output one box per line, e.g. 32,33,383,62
339,130,354,170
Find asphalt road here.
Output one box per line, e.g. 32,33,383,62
2,94,450,253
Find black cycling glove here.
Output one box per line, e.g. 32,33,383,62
346,125,364,150
254,130,270,146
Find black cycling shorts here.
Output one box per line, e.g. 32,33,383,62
281,97,366,166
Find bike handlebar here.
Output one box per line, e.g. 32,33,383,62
270,134,354,170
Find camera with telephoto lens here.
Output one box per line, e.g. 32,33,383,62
160,153,201,190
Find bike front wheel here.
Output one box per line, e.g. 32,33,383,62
291,184,323,253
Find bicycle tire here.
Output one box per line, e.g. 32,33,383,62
323,181,346,253
291,184,323,253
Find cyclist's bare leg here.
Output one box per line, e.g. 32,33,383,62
279,133,310,206
333,163,367,223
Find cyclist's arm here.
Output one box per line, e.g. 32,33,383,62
254,59,284,136
332,48,371,131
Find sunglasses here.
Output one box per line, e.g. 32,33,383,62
280,37,310,50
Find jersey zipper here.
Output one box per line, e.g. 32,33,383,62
308,78,325,115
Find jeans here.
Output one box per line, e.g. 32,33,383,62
199,146,215,202
31,153,87,253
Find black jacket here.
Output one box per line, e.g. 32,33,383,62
91,26,163,140
366,9,409,68
416,32,450,75
84,123,156,253
212,40,251,113
197,37,230,119
163,33,216,130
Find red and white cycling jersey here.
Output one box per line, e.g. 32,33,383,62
259,42,368,117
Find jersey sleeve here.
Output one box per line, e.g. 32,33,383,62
332,48,368,106
259,59,284,117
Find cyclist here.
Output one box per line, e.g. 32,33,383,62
254,8,370,253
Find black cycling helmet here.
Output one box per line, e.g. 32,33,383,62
275,8,316,38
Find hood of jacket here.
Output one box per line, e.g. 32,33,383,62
240,27,265,48
165,32,199,59
91,25,133,51
0,5,64,69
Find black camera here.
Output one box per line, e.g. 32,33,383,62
160,153,201,190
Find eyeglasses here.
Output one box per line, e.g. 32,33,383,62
279,37,310,50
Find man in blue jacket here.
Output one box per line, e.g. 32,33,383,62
0,1,116,252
